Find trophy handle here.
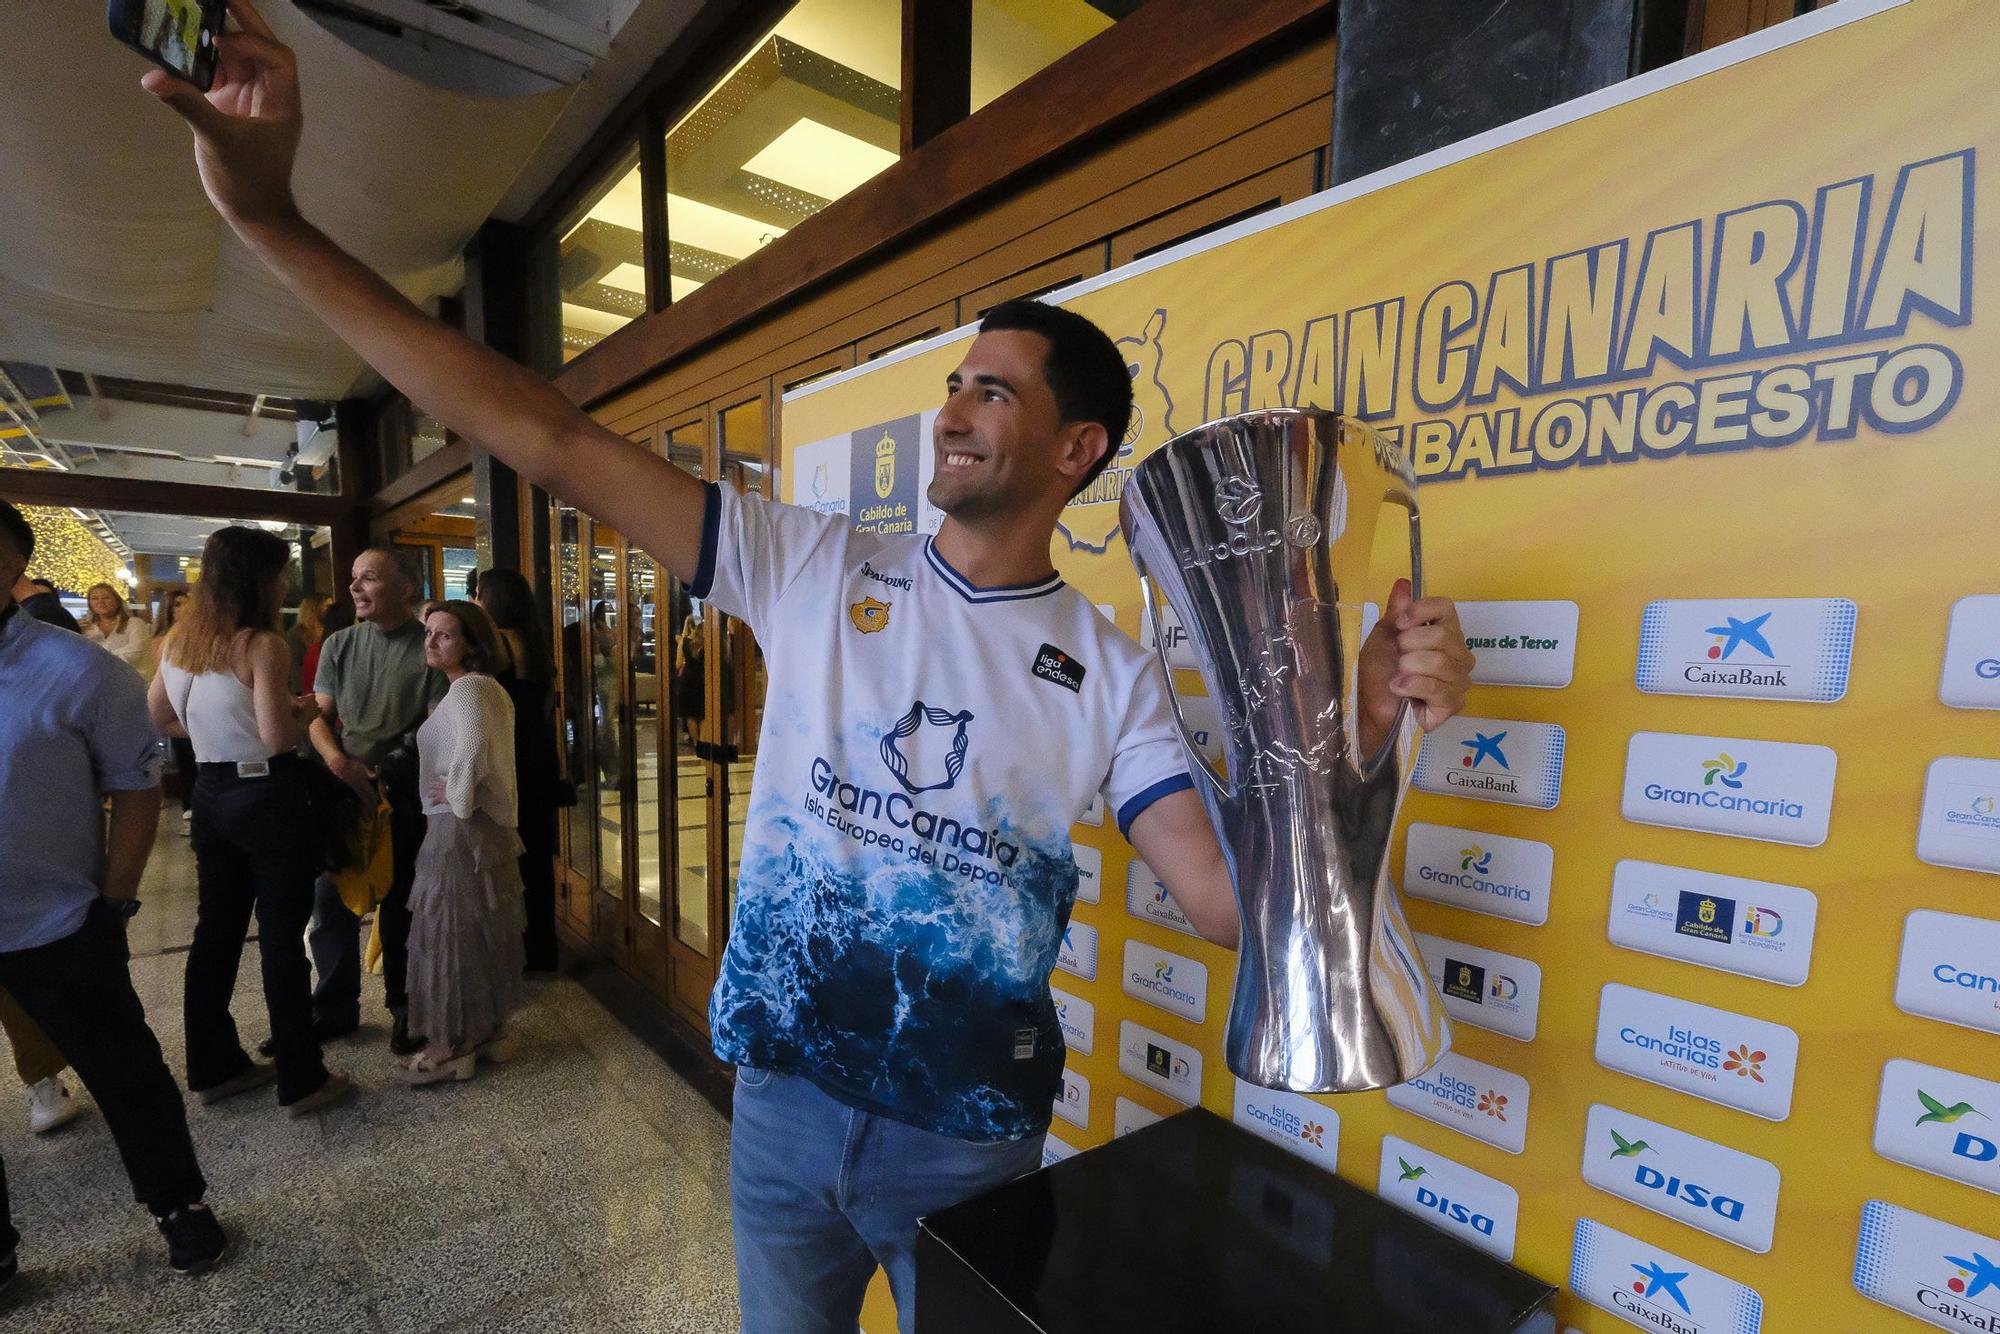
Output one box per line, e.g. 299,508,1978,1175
1136,567,1233,805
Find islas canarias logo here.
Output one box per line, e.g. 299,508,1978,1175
1058,307,1177,553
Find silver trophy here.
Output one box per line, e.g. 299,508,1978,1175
1120,407,1451,1093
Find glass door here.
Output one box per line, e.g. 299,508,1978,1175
716,395,770,932
554,502,593,932
587,520,630,965
661,418,716,1025
626,531,669,992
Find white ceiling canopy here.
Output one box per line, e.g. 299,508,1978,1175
0,0,585,400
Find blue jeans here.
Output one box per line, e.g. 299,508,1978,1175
730,1067,1046,1334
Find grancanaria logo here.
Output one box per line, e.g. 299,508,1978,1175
879,702,972,794
1701,754,1748,788
849,597,890,634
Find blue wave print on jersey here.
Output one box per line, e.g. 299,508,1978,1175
711,800,1079,1141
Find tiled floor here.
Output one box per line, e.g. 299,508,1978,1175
0,810,741,1332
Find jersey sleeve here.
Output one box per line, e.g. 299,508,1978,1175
691,482,848,635
1105,655,1197,838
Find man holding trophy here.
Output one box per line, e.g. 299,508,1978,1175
143,5,1474,1331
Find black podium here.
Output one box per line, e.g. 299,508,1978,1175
915,1108,1557,1334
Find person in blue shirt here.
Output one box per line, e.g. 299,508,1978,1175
0,500,228,1282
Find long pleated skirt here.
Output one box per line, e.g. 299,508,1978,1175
407,811,527,1051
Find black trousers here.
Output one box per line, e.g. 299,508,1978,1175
186,758,330,1105
519,804,559,973
0,901,207,1252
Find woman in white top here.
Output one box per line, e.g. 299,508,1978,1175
82,583,153,676
402,599,525,1085
149,527,352,1118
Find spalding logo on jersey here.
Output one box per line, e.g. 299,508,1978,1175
849,597,891,634
880,702,974,794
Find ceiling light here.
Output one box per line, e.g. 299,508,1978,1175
743,119,896,202
460,496,475,504
666,194,785,260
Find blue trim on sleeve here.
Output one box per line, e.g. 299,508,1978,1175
691,482,722,599
1116,771,1197,839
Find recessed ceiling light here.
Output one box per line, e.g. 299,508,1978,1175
743,119,896,202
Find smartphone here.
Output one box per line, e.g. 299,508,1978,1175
108,0,224,92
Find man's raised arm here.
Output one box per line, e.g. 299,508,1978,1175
143,0,706,585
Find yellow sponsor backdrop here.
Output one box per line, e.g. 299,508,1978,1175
783,2,1996,1328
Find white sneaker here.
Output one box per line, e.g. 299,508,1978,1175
27,1076,84,1134
180,809,193,837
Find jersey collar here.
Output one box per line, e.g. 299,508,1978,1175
923,537,1064,605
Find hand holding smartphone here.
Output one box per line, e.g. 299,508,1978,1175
109,0,225,92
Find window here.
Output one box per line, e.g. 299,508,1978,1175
971,0,1119,110
554,146,647,363
661,0,902,301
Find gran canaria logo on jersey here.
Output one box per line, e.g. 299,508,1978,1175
849,597,891,634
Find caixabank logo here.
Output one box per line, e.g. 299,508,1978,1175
1855,1200,2000,1333
1412,715,1566,809
1377,1135,1520,1261
1621,731,1836,846
1571,1218,1764,1334
1580,1104,1782,1253
1635,597,1855,702
1873,1058,2000,1198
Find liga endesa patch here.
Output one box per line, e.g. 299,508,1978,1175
1033,643,1086,693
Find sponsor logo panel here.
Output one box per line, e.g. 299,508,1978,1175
1607,860,1818,987
1580,1104,1782,1253
1071,841,1101,904
1895,910,2000,1036
1873,1058,2000,1198
1232,1078,1339,1174
1055,920,1098,982
1459,599,1580,688
848,414,922,536
1118,1021,1202,1107
1377,1135,1521,1261
1621,731,1837,847
1140,599,1199,671
793,434,853,517
1403,822,1554,925
1077,791,1104,828
1413,716,1566,809
1041,1133,1080,1168
1593,983,1799,1121
1854,1200,2000,1333
1570,1217,1765,1334
1177,693,1224,767
1054,1066,1090,1130
1414,933,1542,1041
1126,860,1201,938
1939,595,2000,710
1386,1050,1531,1155
1635,597,1855,702
1114,1096,1163,1138
1917,756,2000,876
1049,985,1094,1056
1121,939,1209,1024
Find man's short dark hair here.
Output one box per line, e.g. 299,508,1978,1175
0,500,33,561
979,300,1133,498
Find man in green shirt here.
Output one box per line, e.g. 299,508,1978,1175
306,549,444,1054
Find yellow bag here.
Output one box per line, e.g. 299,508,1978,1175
329,793,395,973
